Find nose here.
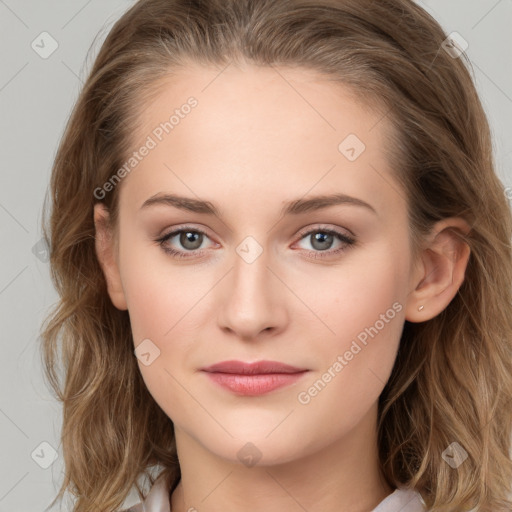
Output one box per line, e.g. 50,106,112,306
216,240,288,341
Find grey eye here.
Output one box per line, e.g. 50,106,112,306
179,231,204,250
309,232,335,251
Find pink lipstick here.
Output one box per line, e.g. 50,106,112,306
201,360,308,396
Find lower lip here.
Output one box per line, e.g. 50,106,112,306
203,371,308,396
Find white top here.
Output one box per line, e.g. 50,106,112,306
122,474,426,512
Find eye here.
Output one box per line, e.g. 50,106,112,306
155,225,356,260
294,226,356,259
156,227,215,259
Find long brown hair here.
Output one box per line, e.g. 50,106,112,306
40,0,512,510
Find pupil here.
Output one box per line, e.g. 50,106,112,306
181,231,202,249
312,232,333,250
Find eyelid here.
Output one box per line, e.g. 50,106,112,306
158,224,217,242
294,223,355,241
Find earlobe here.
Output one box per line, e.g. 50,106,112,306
405,217,471,322
93,203,128,311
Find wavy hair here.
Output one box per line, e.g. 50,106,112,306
40,0,512,510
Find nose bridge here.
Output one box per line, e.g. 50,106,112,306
217,233,286,338
231,234,274,309
234,236,269,291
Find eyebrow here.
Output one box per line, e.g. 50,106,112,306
139,192,377,217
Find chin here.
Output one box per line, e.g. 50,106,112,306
192,422,319,468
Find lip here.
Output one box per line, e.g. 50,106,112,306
201,360,309,396
201,360,307,374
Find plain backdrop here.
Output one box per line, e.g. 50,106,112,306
0,1,511,510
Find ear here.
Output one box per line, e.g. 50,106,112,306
93,203,128,311
405,217,471,322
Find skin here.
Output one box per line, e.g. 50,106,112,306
94,62,470,512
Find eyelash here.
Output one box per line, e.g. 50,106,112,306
155,225,356,260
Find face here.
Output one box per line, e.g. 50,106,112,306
99,62,420,465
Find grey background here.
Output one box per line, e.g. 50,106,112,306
1,1,511,510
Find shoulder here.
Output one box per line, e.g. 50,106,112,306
119,501,144,512
118,473,172,512
371,487,426,512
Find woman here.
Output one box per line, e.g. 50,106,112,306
40,0,512,511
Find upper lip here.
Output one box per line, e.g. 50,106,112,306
201,360,308,374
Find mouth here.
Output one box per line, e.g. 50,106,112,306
200,360,309,396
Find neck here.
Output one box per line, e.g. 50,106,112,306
170,404,394,512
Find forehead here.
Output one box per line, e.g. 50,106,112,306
136,62,388,151
119,62,404,221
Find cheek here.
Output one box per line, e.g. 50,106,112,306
299,248,408,402
119,239,202,343
305,244,407,345
119,246,217,418
120,253,199,418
